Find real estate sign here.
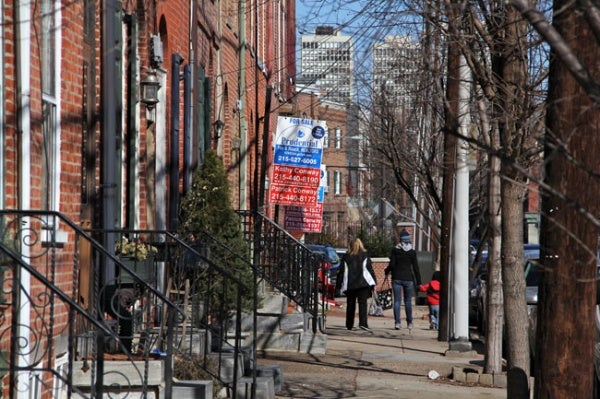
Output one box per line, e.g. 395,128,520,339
269,117,326,206
283,165,327,233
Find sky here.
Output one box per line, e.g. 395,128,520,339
295,0,422,104
295,0,421,53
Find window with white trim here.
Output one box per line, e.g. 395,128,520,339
322,129,329,148
53,354,68,399
41,0,60,212
28,370,42,399
334,127,342,149
334,170,342,195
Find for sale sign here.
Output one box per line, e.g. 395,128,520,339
269,117,326,206
284,203,323,233
283,164,327,233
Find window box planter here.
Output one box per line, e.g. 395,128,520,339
118,256,155,284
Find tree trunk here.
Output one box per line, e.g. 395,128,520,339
535,2,600,397
501,172,529,376
490,4,531,393
485,125,503,374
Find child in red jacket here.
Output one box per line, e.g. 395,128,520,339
418,271,441,330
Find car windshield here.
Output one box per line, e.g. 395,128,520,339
326,248,339,264
308,245,339,264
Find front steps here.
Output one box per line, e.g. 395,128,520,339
70,294,323,399
237,293,327,354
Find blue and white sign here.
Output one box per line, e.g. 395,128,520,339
270,117,327,207
273,117,326,168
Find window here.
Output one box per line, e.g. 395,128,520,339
53,354,68,399
42,99,58,211
28,370,42,399
334,127,342,149
41,0,60,212
322,129,329,147
334,171,342,195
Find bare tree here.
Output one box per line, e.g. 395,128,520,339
493,5,534,391
453,1,545,385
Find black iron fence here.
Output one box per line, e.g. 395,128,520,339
237,210,327,333
0,210,256,399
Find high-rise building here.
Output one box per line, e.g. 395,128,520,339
370,35,425,234
372,35,421,111
300,26,354,105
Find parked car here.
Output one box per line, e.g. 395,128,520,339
335,247,347,259
470,243,540,333
524,258,542,362
307,244,341,291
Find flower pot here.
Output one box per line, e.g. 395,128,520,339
118,256,155,284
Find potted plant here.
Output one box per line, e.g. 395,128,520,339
115,238,158,284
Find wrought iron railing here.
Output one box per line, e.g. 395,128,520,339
237,210,327,333
0,210,256,399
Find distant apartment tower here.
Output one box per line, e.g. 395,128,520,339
372,35,421,111
300,26,354,104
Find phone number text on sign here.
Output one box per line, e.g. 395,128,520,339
274,145,322,167
272,165,321,185
269,184,319,206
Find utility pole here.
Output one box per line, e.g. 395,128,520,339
535,2,600,396
450,54,471,351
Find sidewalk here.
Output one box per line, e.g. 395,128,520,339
258,301,507,399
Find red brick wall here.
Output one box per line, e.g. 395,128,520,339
372,258,390,287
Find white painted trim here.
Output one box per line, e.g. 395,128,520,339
16,3,32,397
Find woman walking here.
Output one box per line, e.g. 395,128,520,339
338,238,377,330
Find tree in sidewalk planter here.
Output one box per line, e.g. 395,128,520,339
177,149,257,329
360,230,393,258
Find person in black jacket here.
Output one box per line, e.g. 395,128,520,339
384,229,421,331
337,238,377,331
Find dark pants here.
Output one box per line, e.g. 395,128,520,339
345,286,371,329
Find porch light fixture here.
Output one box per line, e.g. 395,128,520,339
214,119,225,140
140,70,160,110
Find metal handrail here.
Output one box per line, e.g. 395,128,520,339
0,210,257,399
237,210,327,333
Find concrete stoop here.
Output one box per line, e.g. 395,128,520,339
237,300,328,354
255,365,283,393
71,359,165,387
234,364,284,399
170,360,283,399
172,380,214,399
217,293,326,397
235,376,275,399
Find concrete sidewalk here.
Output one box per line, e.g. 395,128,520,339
258,303,507,399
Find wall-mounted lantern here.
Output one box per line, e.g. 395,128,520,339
140,70,161,110
214,119,225,140
232,136,242,151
